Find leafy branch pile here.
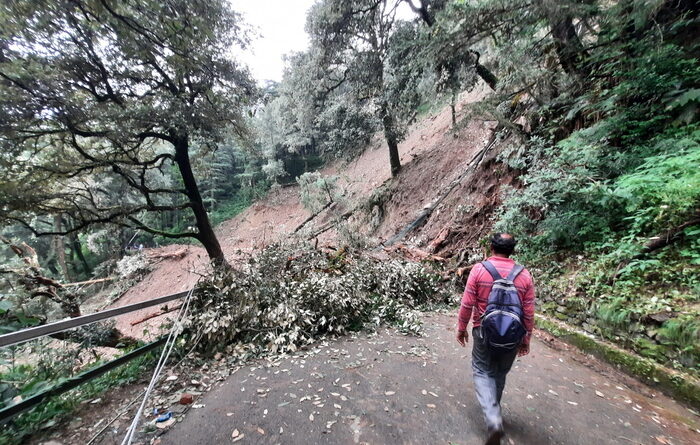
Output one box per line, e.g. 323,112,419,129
188,243,445,357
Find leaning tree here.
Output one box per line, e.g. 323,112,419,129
0,0,256,267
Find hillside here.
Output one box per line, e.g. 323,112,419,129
110,83,503,338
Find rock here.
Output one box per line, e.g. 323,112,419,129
179,393,194,405
643,312,674,326
171,404,188,414
155,418,176,429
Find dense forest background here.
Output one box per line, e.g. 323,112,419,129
0,1,698,440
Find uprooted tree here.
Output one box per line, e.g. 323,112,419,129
0,0,256,267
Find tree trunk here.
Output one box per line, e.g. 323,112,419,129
541,1,588,77
173,134,229,268
407,0,435,26
381,106,401,177
475,63,498,90
450,89,457,127
70,234,91,276
65,218,91,276
413,6,499,91
53,214,72,282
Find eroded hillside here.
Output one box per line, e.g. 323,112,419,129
110,82,515,338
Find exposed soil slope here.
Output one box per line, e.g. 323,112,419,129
109,83,501,337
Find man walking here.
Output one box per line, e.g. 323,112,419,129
456,233,535,445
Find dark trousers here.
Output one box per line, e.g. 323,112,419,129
471,327,518,431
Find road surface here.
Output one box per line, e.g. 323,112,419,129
160,313,699,445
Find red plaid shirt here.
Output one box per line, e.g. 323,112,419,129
457,256,536,345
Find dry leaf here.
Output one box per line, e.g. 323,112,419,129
257,427,265,435
385,391,395,396
595,390,605,398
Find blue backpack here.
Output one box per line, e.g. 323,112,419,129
480,261,526,353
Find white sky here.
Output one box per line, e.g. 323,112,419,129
233,0,317,84
232,0,416,84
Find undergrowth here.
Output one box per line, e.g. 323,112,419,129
0,348,155,445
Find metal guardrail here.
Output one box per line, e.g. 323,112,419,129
0,290,190,348
0,337,167,422
0,289,194,422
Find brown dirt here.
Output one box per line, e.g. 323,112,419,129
109,82,497,336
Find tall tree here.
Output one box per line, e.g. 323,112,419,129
309,0,407,177
0,0,256,267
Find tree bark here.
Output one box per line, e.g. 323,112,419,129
173,134,229,268
541,1,588,77
381,106,402,177
70,234,91,276
53,214,72,282
634,214,700,259
475,62,498,90
406,0,435,26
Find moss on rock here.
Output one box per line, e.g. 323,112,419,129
537,315,700,409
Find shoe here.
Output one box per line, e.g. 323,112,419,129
485,428,505,445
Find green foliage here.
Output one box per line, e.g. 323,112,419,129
297,172,342,213
0,350,155,445
189,242,446,356
613,140,700,234
497,29,700,252
0,0,256,263
208,195,255,228
658,315,700,360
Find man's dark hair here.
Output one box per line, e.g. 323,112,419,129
490,233,517,256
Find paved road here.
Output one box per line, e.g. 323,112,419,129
161,313,699,445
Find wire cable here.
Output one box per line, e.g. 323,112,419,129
120,286,195,445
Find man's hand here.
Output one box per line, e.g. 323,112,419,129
518,342,530,356
456,330,468,347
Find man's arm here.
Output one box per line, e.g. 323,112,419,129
519,272,536,355
456,266,479,346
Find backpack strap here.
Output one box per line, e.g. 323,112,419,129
507,264,525,282
481,261,502,281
